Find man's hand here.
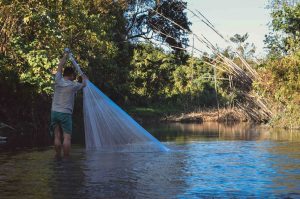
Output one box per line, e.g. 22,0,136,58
57,52,68,74
81,74,88,87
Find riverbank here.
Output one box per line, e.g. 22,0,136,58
162,108,248,123
128,106,300,130
127,107,249,124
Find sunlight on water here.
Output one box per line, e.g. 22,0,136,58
0,123,300,198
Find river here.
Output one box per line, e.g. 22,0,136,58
1,122,300,198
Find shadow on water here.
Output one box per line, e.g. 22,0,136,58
50,154,86,199
0,122,300,198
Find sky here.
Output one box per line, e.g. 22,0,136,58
186,0,272,57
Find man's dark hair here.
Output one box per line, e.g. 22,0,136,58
63,67,76,77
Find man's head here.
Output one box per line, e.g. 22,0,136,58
63,67,76,81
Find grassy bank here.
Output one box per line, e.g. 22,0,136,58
127,105,300,130
126,106,248,124
125,105,183,123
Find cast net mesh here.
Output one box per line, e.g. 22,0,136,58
83,81,169,152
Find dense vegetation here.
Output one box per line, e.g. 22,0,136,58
0,0,194,146
0,0,299,147
255,1,300,128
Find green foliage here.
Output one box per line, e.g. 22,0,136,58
0,0,131,147
129,44,218,107
259,1,300,128
0,0,193,147
215,33,258,109
173,57,213,95
254,52,300,128
129,44,176,102
172,57,218,107
265,2,300,55
1,0,130,95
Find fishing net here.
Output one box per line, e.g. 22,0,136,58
83,81,169,152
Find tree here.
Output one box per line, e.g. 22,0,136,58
129,43,176,103
254,52,300,128
125,0,191,51
0,0,130,95
257,0,300,127
0,0,131,146
229,33,256,60
265,1,300,55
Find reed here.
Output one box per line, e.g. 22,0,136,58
144,2,272,122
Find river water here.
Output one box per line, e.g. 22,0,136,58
1,122,300,198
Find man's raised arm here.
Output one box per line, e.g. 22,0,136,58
57,53,68,74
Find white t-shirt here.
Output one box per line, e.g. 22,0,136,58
51,72,84,114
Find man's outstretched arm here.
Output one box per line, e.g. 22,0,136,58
57,53,68,74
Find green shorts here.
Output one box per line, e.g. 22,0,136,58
50,111,72,136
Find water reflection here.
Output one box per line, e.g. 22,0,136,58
82,151,140,198
147,122,300,142
82,150,187,199
50,150,85,199
0,149,54,198
0,123,300,198
266,141,300,196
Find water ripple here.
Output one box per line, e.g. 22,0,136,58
1,123,300,198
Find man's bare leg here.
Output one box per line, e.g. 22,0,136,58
54,125,62,158
63,133,71,158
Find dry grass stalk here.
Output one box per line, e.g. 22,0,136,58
145,4,273,121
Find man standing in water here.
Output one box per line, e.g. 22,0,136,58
50,51,87,158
